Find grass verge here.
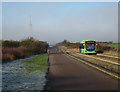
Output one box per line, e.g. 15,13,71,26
107,43,120,50
23,54,48,73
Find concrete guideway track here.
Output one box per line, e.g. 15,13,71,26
46,47,118,90
76,53,119,65
97,54,120,59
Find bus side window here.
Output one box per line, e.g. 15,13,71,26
80,44,84,49
82,45,84,49
79,45,81,48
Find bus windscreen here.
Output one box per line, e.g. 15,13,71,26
85,41,96,51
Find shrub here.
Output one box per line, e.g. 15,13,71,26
2,54,15,62
2,47,32,62
2,37,49,62
2,40,20,48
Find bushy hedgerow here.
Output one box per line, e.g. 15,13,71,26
2,37,49,62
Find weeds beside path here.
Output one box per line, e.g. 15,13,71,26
23,54,49,73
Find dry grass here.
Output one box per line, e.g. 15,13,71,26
96,43,119,56
2,54,14,62
2,47,33,63
2,38,48,63
103,50,118,57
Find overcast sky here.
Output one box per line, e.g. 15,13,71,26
2,2,118,45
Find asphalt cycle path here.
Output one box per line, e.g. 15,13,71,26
46,46,118,90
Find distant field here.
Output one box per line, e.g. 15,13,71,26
107,43,120,50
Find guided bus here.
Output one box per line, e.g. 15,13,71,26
79,40,97,54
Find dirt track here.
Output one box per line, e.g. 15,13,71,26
45,46,118,90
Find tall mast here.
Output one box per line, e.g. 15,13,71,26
29,16,32,31
28,16,32,37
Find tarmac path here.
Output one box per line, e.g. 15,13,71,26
46,46,118,90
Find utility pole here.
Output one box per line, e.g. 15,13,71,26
29,16,32,31
28,16,32,37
